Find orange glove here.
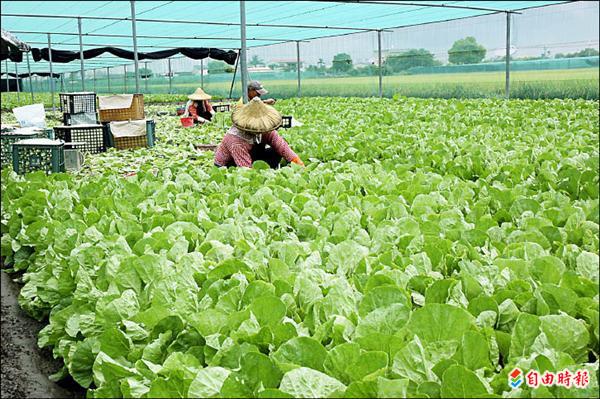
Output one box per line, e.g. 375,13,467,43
291,157,305,167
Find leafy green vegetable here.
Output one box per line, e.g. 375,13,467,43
1,97,598,398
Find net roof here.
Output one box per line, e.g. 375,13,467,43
1,1,566,74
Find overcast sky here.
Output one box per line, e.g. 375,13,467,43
147,1,599,74
247,1,600,66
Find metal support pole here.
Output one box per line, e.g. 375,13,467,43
130,0,140,93
47,33,55,111
144,61,148,93
93,69,96,92
505,12,511,99
77,17,85,91
4,60,8,96
377,29,383,98
28,64,35,99
200,59,204,89
107,67,111,93
124,65,127,92
296,41,301,97
15,63,20,104
240,0,248,103
60,73,64,92
168,58,172,94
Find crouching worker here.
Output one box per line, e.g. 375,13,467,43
214,97,304,169
184,88,215,124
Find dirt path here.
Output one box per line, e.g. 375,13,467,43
1,271,85,399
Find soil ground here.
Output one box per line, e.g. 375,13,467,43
1,270,85,399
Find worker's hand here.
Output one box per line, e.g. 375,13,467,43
263,98,276,105
291,156,305,167
197,116,207,123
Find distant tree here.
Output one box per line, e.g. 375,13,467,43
249,55,264,67
385,49,437,72
307,59,327,73
331,53,353,72
555,48,599,58
281,62,301,72
448,37,486,65
268,63,279,70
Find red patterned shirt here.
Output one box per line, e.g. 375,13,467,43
214,127,297,168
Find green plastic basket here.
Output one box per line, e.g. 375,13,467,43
12,139,65,175
1,129,51,169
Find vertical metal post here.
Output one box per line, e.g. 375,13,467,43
4,60,8,96
47,33,55,111
240,0,248,103
28,54,35,101
77,17,85,91
124,65,127,92
378,29,383,98
60,73,64,92
296,41,301,97
93,69,96,92
505,12,511,99
144,61,148,93
200,59,204,89
15,62,20,104
130,0,140,93
107,67,111,93
168,58,172,94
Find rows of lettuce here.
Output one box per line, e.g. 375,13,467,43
1,97,598,398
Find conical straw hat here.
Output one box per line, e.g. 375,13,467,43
188,88,212,100
231,97,282,134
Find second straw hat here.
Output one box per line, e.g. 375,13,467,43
188,88,212,100
232,97,282,133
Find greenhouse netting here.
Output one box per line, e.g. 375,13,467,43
1,1,598,102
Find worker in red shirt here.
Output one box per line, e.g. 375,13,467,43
183,88,215,124
214,97,304,169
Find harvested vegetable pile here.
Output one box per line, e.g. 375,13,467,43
1,97,598,398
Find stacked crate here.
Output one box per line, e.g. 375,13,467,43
99,94,155,150
57,92,105,155
60,92,98,125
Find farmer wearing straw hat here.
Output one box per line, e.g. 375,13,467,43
183,88,215,124
214,97,304,169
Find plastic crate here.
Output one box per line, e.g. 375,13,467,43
1,129,49,169
212,104,232,113
53,125,106,154
63,111,99,126
12,138,65,175
281,116,292,129
59,92,97,114
103,119,155,150
99,94,145,122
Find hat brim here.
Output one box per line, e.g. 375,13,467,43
188,94,212,100
231,98,282,133
256,88,268,95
